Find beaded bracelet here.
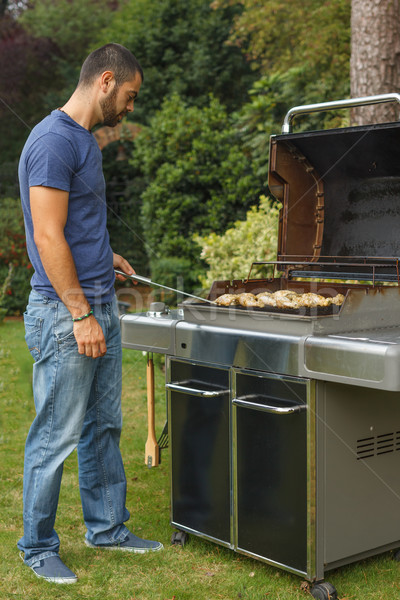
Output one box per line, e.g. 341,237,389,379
72,309,93,322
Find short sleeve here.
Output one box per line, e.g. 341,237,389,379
25,132,78,192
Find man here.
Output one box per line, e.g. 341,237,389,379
18,43,162,585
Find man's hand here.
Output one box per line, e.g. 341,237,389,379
73,315,107,358
73,252,135,358
113,253,136,282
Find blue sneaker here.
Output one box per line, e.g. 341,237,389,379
25,555,78,584
85,531,163,554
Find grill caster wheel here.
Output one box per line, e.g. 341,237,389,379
310,582,338,600
171,531,188,547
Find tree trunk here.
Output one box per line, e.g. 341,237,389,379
350,0,400,124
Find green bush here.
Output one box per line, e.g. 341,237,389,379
134,93,266,289
102,139,150,277
194,195,280,290
0,197,31,315
148,256,199,304
92,0,257,124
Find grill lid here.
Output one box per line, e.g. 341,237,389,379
268,117,400,283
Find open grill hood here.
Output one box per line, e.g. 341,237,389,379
204,118,400,315
269,120,400,281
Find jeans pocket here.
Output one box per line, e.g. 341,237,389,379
24,312,43,362
55,309,77,350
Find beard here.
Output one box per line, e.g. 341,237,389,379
100,85,124,127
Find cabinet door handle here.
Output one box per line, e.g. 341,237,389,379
232,397,306,414
166,383,229,397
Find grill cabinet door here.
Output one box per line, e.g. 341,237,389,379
233,370,308,573
168,359,231,544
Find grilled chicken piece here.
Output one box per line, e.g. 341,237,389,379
215,293,239,306
237,293,264,308
296,293,330,308
272,289,298,299
275,295,302,309
256,292,277,307
330,293,345,305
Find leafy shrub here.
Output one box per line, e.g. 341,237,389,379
194,195,280,290
102,139,150,277
134,93,266,289
0,263,13,319
93,0,257,124
0,197,31,314
148,256,199,304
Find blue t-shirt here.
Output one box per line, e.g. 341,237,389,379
19,110,115,304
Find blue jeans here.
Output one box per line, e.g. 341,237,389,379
18,290,130,566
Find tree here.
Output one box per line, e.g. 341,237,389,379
212,0,350,105
18,0,121,112
1,0,28,18
210,0,351,162
133,93,265,289
92,0,258,123
0,14,62,163
0,0,121,168
0,196,31,314
350,0,400,124
102,138,150,276
20,0,118,61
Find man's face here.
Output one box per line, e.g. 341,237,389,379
100,71,142,127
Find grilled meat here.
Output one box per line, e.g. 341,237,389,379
275,295,302,309
330,293,345,305
272,290,299,299
237,293,264,308
215,289,345,309
215,293,239,306
256,292,277,307
296,293,330,308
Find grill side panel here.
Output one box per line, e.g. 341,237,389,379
317,381,400,566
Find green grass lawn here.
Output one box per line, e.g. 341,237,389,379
1,319,400,599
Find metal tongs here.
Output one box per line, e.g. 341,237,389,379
114,270,215,304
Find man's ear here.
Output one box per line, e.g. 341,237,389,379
99,71,114,93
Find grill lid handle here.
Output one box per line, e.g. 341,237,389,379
281,93,400,133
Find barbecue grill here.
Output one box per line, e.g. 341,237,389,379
120,95,400,599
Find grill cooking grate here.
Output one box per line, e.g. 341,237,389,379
356,431,400,460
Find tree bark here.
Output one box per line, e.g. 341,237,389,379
350,0,400,124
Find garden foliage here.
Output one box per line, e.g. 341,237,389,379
0,197,31,314
194,195,280,290
92,0,257,123
133,94,266,289
0,0,353,312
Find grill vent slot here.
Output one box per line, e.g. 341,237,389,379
356,431,400,460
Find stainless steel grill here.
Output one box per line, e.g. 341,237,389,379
120,95,400,600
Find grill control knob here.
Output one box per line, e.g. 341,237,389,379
148,302,169,317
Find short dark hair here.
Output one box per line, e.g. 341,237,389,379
78,43,143,88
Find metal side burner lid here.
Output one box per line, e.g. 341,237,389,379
147,301,170,317
120,305,184,354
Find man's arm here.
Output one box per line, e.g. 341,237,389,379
30,185,107,358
